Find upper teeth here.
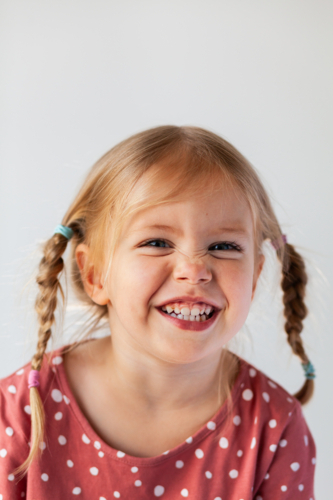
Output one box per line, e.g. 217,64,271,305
162,303,213,316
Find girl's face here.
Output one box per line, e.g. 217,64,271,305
103,180,264,365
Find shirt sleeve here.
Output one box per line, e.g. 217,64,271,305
0,382,29,497
254,401,316,499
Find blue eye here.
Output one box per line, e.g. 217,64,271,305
209,242,243,251
144,239,171,248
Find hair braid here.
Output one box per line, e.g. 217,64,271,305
280,242,314,404
14,232,70,479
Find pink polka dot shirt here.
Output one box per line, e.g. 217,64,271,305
0,343,316,499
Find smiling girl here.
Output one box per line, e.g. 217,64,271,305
0,126,316,498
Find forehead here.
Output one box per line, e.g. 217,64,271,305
124,181,254,238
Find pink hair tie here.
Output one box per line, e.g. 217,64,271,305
271,234,287,250
28,370,40,389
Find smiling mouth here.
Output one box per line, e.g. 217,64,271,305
160,305,215,322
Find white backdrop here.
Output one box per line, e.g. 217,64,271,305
1,1,332,497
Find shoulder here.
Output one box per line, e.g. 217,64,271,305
0,361,33,442
0,346,66,438
234,358,316,493
237,357,300,424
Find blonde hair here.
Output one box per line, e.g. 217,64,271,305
14,125,314,478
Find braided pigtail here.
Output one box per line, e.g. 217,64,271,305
14,226,74,479
276,239,315,404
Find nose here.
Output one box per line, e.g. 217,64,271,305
173,255,212,285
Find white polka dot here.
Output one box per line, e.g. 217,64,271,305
281,485,287,492
154,485,165,496
214,498,222,500
175,460,184,468
256,497,263,500
242,389,253,401
254,416,258,424
205,471,213,479
265,473,269,479
304,435,309,446
39,441,46,450
51,389,63,403
312,457,316,464
117,451,125,457
114,492,120,498
0,448,7,457
131,466,138,473
250,437,256,449
233,415,241,425
16,368,24,375
94,441,101,449
298,484,304,491
55,411,63,420
162,450,169,455
5,427,13,437
67,460,74,467
262,392,270,403
98,451,104,457
287,397,293,403
90,467,99,476
195,448,204,458
219,437,229,449
82,434,90,444
100,497,107,500
290,462,300,471
229,469,238,478
237,449,243,457
72,487,81,495
52,356,63,365
249,368,257,377
207,421,216,430
63,395,70,404
41,473,49,481
279,439,287,447
134,480,142,487
268,380,277,389
8,474,15,481
8,385,16,394
269,419,277,428
269,444,277,452
185,436,193,443
58,435,67,445
24,405,31,415
181,489,188,497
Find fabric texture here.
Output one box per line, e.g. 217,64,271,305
0,341,316,499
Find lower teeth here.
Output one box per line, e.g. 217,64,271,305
168,312,211,322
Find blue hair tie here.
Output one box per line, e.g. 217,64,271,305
54,224,74,240
302,361,316,380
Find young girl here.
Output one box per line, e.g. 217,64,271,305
0,126,316,499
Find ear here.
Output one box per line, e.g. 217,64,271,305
75,243,110,306
251,253,265,301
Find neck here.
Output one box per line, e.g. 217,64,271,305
99,335,237,415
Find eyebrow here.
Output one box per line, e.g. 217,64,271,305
137,224,250,236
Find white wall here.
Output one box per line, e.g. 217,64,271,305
1,1,332,497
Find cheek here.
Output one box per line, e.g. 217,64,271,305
219,263,255,311
110,257,167,309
